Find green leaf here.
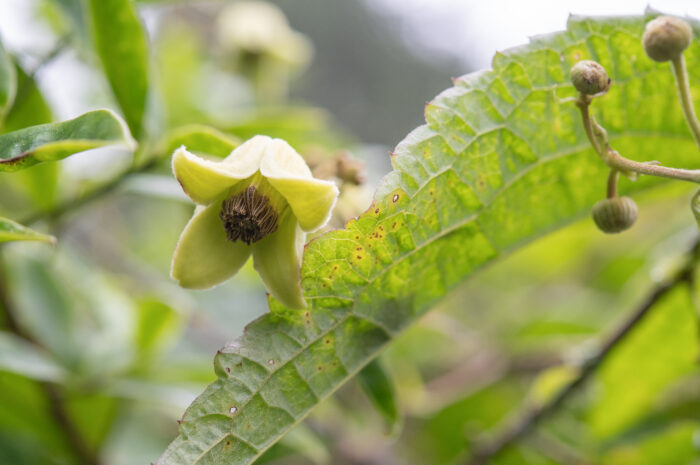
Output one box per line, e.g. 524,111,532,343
0,109,135,172
255,424,330,465
133,298,182,365
157,13,700,463
1,64,52,134
161,124,241,158
588,287,699,438
0,331,65,381
0,217,55,244
357,358,401,435
0,38,16,124
87,0,149,139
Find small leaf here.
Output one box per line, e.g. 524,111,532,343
0,331,65,381
0,37,16,124
0,216,55,244
87,0,149,139
0,109,135,172
162,124,241,158
357,358,401,435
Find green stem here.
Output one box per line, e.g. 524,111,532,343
606,169,619,199
577,97,700,183
671,56,700,149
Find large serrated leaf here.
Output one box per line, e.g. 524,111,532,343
157,13,700,464
87,0,149,139
0,109,135,172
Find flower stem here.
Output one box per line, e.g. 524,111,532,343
671,55,700,149
606,169,619,199
577,94,700,183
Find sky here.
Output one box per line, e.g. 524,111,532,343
365,0,700,68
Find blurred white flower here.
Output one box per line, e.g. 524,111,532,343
216,1,313,67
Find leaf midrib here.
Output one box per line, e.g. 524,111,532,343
184,124,693,463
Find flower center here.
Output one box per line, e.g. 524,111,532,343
220,186,278,245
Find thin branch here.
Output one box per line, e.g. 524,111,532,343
466,239,699,465
0,252,101,465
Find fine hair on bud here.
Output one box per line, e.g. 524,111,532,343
592,197,638,234
570,60,611,95
642,16,693,62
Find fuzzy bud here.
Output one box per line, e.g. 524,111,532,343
592,197,638,234
642,16,693,62
570,60,610,95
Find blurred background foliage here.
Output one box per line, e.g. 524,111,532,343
0,1,698,465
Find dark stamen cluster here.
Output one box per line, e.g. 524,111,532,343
220,186,278,244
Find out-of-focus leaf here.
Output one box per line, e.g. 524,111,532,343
6,248,137,376
691,187,700,231
0,65,58,210
122,174,189,203
0,217,55,244
49,0,87,39
0,109,135,172
6,252,77,366
65,393,119,453
602,423,698,465
157,14,700,464
134,298,182,364
227,107,352,150
162,125,241,158
87,0,149,139
0,373,74,463
603,375,700,449
357,358,401,435
588,287,699,438
2,65,52,134
0,39,16,124
0,332,64,381
256,424,330,465
412,380,526,464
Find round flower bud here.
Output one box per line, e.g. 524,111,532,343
642,16,693,62
570,60,610,95
592,197,638,234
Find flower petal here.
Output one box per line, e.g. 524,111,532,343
171,200,251,289
172,136,271,205
221,134,270,172
260,138,339,232
252,210,307,309
172,148,245,205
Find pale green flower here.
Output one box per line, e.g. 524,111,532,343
216,1,313,67
170,135,339,309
